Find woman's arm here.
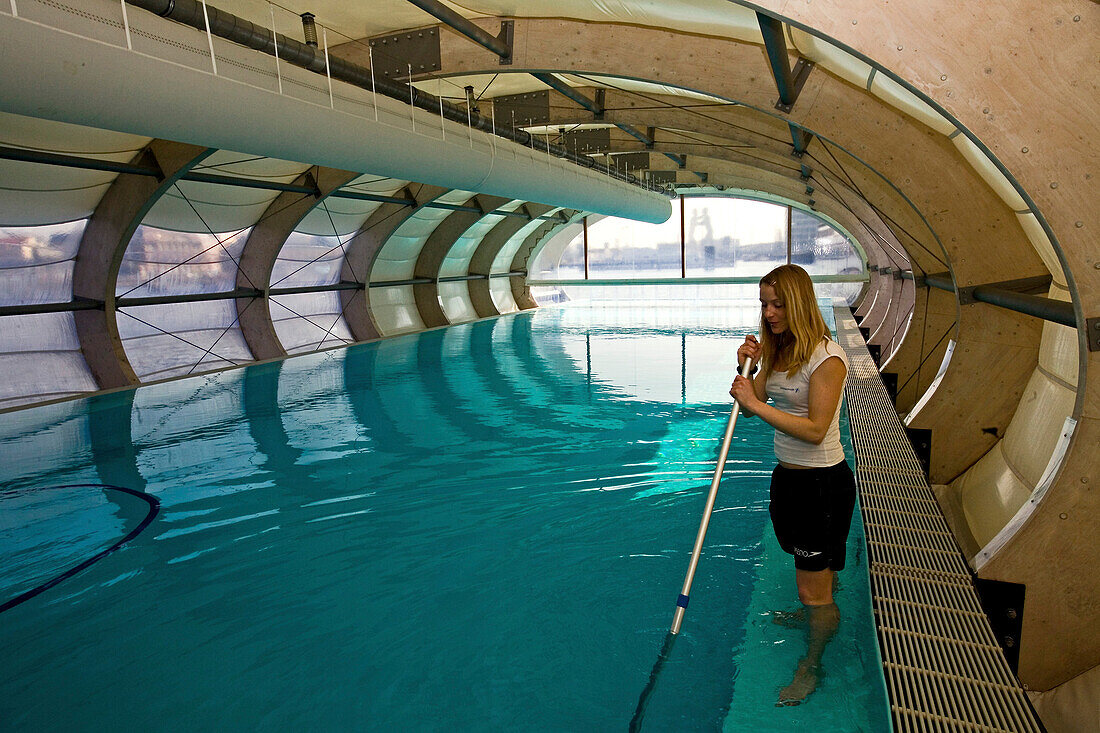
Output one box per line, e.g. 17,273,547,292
730,356,846,443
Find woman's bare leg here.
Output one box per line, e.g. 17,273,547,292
778,569,840,706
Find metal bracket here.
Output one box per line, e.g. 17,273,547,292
974,578,1026,674
1087,316,1100,352
561,127,610,154
905,427,932,479
493,90,551,127
367,28,441,79
646,170,678,185
498,20,514,65
789,123,813,156
775,58,815,114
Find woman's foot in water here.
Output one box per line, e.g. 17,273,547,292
777,660,821,706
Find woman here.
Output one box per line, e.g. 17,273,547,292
728,263,856,706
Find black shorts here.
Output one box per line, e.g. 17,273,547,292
769,460,857,572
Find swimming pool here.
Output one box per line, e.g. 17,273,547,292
0,302,889,731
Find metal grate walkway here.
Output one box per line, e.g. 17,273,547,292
834,306,1043,733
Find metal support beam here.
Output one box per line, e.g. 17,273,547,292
757,13,814,113
0,145,570,221
923,272,1076,328
531,72,603,116
789,122,814,156
531,75,685,168
405,0,512,63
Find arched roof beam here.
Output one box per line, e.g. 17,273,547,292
468,203,553,317
235,166,359,361
73,139,214,388
412,193,510,328
339,184,449,341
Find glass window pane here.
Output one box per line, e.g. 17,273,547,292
585,208,683,279
791,209,864,275
683,198,787,278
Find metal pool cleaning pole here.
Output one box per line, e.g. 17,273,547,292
629,357,754,731
671,355,754,634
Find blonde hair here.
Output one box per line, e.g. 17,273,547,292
758,264,829,378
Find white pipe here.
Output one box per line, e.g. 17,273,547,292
0,9,671,224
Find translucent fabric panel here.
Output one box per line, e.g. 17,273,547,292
492,209,564,274
368,285,424,336
792,209,864,277
438,281,478,324
118,301,253,382
553,236,585,279
295,175,407,237
0,159,112,227
438,212,508,279
146,180,280,234
530,220,584,279
491,278,519,313
0,113,147,224
117,225,249,298
0,312,98,408
529,285,567,307
683,198,786,278
371,190,475,283
0,220,85,305
371,210,452,282
271,292,354,354
586,207,683,278
270,232,347,289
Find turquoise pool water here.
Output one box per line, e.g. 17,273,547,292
0,302,889,731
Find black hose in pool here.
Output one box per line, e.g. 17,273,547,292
0,484,160,613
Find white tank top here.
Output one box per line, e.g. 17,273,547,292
764,338,848,467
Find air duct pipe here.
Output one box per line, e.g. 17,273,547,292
0,4,671,223
125,0,644,188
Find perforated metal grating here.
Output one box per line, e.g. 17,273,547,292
834,307,1043,733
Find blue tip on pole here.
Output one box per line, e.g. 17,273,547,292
676,594,690,608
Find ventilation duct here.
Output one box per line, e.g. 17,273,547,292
0,3,671,224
